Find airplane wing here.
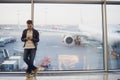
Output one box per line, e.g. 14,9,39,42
38,28,90,38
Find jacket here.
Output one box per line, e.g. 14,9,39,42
21,28,39,49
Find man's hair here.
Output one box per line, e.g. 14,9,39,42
26,20,33,24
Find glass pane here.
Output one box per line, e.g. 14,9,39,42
107,5,120,70
34,4,103,71
0,4,31,72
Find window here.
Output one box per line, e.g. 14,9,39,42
34,4,103,70
0,3,30,72
107,5,120,70
0,0,120,72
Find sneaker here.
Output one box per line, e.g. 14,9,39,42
33,68,39,77
26,72,31,79
33,76,37,80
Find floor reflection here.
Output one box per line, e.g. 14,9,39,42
0,72,120,80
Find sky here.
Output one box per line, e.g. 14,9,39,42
0,3,120,25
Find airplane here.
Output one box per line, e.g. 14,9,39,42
37,24,120,56
38,24,101,46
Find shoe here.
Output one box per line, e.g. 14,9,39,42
117,79,120,80
33,76,37,80
33,68,39,77
26,72,31,79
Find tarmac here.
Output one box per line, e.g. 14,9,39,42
0,28,119,71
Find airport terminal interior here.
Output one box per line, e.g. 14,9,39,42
0,0,120,80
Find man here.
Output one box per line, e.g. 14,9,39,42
21,20,39,80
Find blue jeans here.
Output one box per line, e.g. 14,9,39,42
23,49,37,73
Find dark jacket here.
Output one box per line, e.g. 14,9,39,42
21,28,39,49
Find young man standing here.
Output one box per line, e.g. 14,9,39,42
21,20,39,80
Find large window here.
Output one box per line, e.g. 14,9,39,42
0,1,120,72
34,4,103,71
0,4,31,72
107,5,120,70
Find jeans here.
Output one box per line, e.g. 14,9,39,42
23,49,37,73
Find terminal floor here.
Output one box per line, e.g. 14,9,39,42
0,72,120,80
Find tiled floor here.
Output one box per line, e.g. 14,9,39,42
0,72,120,80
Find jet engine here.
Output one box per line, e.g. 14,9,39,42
63,35,74,45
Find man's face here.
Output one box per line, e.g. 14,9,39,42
27,23,33,30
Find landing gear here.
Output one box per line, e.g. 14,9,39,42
74,36,81,46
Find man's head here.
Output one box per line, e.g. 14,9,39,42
26,20,33,30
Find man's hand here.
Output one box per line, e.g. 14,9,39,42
26,37,32,40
